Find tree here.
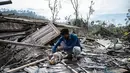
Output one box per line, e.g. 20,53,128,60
101,21,107,27
91,21,95,26
65,15,71,24
70,0,79,25
86,1,95,30
72,18,84,27
79,0,95,36
125,9,130,26
48,0,62,23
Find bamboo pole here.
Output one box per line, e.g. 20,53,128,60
0,39,51,48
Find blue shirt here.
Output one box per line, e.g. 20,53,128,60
52,34,81,53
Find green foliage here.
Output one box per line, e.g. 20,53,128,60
125,9,130,25
88,20,126,38
71,18,84,27
93,27,115,38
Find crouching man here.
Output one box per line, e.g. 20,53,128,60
52,29,82,60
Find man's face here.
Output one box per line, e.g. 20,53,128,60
63,34,69,39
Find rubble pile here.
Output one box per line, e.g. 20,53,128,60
0,15,49,70
1,38,129,73
93,27,115,38
0,15,130,73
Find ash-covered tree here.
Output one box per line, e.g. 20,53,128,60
125,9,130,26
70,0,79,26
124,9,130,42
124,9,130,33
48,0,62,23
72,18,84,27
65,15,71,25
86,1,95,30
80,0,95,36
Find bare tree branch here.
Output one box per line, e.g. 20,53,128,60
70,0,76,11
70,0,79,26
48,0,62,23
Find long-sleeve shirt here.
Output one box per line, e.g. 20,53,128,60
52,34,81,53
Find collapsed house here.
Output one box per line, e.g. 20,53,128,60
0,15,80,71
0,15,130,73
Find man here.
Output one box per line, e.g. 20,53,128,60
52,29,81,60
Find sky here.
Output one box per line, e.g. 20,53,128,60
0,0,130,24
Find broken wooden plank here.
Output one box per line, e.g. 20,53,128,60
23,23,60,45
13,23,60,61
0,32,25,39
95,39,112,48
0,21,30,32
81,37,87,44
6,58,47,73
0,39,51,48
79,37,95,42
61,61,78,73
3,17,48,24
77,63,88,73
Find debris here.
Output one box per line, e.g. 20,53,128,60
0,15,129,73
6,58,47,73
61,61,78,73
24,66,39,73
81,37,87,44
49,52,63,65
14,23,60,61
22,23,60,45
24,66,48,73
0,32,25,39
95,39,112,48
77,63,88,73
0,39,51,48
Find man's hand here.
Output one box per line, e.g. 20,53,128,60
57,46,63,51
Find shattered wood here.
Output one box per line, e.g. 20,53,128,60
0,15,130,73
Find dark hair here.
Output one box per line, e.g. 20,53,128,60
60,29,69,35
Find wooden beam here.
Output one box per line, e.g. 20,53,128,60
77,63,88,73
7,58,47,73
61,61,78,73
0,39,51,48
81,37,87,44
0,32,25,39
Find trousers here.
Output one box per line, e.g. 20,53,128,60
60,41,81,57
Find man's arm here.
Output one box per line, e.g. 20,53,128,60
52,37,63,53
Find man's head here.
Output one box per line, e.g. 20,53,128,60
60,29,69,39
